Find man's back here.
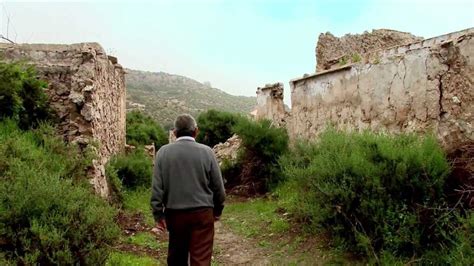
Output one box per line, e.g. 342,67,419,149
156,138,225,211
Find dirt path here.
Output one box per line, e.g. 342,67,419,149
116,212,271,265
213,221,269,265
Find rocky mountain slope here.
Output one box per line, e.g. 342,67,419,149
125,69,256,128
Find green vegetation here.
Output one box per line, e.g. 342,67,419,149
196,109,240,147
338,55,348,66
108,111,160,200
126,69,255,128
122,187,155,226
109,149,153,189
106,162,124,205
0,61,53,129
221,197,343,264
126,110,168,150
195,110,289,193
107,252,158,266
277,129,472,264
223,198,289,238
124,232,167,250
351,53,362,63
0,120,119,264
373,55,381,65
108,188,167,265
108,110,165,263
233,118,289,191
0,62,120,264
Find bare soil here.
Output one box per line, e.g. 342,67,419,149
213,221,269,265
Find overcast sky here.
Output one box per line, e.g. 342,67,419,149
1,0,473,104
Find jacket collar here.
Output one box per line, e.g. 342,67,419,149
176,136,196,142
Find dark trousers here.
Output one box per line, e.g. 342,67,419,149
165,207,214,266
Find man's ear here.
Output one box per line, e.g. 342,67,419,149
193,127,199,138
173,129,178,137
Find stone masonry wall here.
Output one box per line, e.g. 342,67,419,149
290,29,473,151
316,29,422,71
0,43,126,197
255,83,287,127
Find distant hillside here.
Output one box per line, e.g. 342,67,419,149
125,69,256,128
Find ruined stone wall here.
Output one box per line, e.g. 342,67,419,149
255,83,287,127
290,29,473,151
0,43,126,197
316,29,422,71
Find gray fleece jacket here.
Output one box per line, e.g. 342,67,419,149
150,137,226,221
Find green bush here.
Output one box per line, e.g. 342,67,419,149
126,110,167,149
231,118,289,192
0,61,53,129
0,120,119,264
184,111,289,193
109,149,153,189
106,163,124,205
277,129,470,262
196,109,240,147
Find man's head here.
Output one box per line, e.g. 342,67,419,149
173,114,198,138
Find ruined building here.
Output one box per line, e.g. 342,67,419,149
255,83,288,127
0,43,126,198
256,28,474,152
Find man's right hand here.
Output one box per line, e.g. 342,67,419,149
214,216,221,222
151,219,167,235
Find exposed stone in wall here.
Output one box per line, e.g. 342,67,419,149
213,134,242,167
290,29,473,152
0,43,126,198
127,101,146,111
168,130,177,143
255,83,288,127
316,29,422,71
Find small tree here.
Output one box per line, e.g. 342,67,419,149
196,109,240,147
229,118,289,193
109,149,153,189
126,110,168,149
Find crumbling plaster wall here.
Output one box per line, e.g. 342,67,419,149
255,83,287,127
290,30,473,151
0,42,126,197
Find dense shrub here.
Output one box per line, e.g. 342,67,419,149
0,120,119,264
106,163,124,205
277,129,471,263
228,118,289,193
109,149,153,189
196,109,240,147
0,61,53,129
126,110,167,149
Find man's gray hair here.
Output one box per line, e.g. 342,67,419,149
174,114,198,137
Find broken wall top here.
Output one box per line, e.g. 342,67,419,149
310,27,474,78
0,42,123,71
256,82,284,100
316,29,423,71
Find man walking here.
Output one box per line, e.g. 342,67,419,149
151,114,226,266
